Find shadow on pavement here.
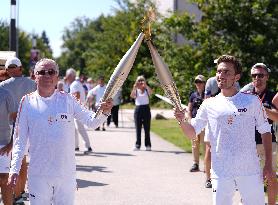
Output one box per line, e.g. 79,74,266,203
76,178,108,188
150,150,188,154
95,152,135,157
76,165,112,173
75,153,107,157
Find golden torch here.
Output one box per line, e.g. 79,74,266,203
143,9,183,112
94,32,145,117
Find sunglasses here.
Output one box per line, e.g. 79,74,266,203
36,69,57,76
251,73,265,79
194,80,203,84
7,64,18,69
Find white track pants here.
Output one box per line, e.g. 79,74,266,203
28,175,76,205
74,119,91,149
212,174,264,205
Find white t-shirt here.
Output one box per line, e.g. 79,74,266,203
10,91,107,177
135,89,149,106
191,92,271,178
70,80,86,103
87,84,106,106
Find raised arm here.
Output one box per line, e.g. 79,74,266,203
72,95,113,129
130,82,138,99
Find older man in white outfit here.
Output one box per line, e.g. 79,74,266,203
8,58,113,205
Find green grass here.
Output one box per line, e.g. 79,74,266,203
151,119,192,153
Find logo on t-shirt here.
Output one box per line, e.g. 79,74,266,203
238,108,247,112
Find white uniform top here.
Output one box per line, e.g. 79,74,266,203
191,92,271,178
10,90,107,177
87,84,106,106
70,80,86,103
135,89,149,106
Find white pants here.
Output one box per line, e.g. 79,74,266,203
28,175,76,205
212,174,264,205
74,119,91,149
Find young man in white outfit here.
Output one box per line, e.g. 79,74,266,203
174,55,274,205
7,58,113,205
66,68,92,153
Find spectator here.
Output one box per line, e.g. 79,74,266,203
0,88,17,205
0,56,37,204
87,76,107,131
130,76,153,151
66,68,93,153
107,88,122,128
240,63,277,205
187,75,206,172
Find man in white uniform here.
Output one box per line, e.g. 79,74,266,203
8,58,113,205
174,55,274,205
66,68,92,153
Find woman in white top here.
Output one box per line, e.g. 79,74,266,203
130,76,153,151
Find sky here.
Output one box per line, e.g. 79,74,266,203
1,0,119,57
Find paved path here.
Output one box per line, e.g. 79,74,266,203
74,109,214,205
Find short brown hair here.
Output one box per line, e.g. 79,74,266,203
216,55,242,74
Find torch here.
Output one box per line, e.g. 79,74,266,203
94,32,145,118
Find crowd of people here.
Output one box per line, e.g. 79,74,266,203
0,54,277,205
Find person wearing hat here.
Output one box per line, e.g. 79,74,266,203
187,75,206,173
7,58,113,205
0,56,37,204
241,63,277,205
174,55,274,205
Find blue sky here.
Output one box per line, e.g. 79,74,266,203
1,0,118,57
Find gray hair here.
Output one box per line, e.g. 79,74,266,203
66,68,76,77
34,58,59,74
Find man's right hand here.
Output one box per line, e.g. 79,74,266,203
7,173,18,188
0,143,12,156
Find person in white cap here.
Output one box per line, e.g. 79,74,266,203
174,55,274,205
65,68,93,153
7,58,113,205
241,63,277,205
0,56,37,203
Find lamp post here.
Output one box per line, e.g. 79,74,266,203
9,0,17,54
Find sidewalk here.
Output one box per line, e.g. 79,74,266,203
75,109,213,205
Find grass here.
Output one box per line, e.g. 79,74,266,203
151,119,192,153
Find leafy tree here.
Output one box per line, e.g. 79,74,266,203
0,20,53,75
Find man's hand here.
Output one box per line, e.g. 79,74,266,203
100,98,113,115
7,173,18,189
0,142,12,156
263,164,275,183
174,108,186,123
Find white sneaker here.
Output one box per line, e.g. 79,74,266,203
133,147,140,151
146,146,151,151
